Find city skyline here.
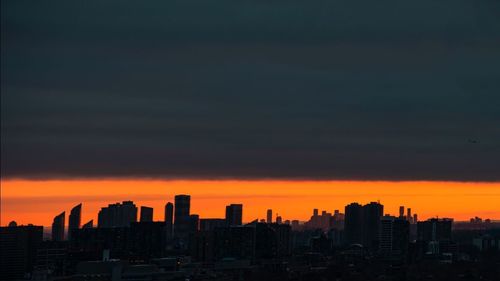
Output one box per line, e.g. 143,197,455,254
3,189,498,281
2,179,500,227
2,0,500,279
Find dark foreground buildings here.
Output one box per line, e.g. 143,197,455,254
3,197,500,281
0,224,43,280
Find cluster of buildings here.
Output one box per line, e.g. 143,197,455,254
1,196,499,280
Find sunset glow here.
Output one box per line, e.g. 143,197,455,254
2,179,500,226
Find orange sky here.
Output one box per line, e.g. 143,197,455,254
1,179,500,226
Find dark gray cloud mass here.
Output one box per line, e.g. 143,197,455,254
1,0,500,181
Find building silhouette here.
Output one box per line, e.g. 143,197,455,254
344,203,363,245
213,226,256,261
379,216,410,260
417,218,452,242
189,214,200,232
191,222,292,262
129,222,168,259
174,195,191,241
267,209,273,224
0,224,43,280
52,212,65,241
276,215,283,224
343,202,384,249
82,220,93,229
304,209,335,231
225,204,243,226
68,203,82,240
97,201,137,228
417,218,454,256
199,218,226,231
331,210,345,230
363,202,384,250
164,202,174,239
407,208,412,223
140,206,154,222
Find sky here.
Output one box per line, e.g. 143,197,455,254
1,0,500,225
2,180,500,226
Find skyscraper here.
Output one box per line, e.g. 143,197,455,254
362,202,384,250
225,204,243,226
407,208,412,223
97,201,137,228
379,216,410,260
165,202,174,223
174,195,191,240
68,203,82,240
399,206,405,218
266,209,273,224
140,206,154,222
165,202,174,239
344,203,363,245
51,211,65,241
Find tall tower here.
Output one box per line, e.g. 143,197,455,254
363,202,384,249
266,209,273,224
344,203,363,245
399,206,405,218
51,211,65,241
174,195,191,240
165,202,174,224
225,204,243,226
68,203,82,240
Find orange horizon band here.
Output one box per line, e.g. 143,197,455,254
1,179,500,227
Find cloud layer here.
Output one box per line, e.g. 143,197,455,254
2,0,500,181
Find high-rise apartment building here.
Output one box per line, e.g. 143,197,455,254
97,201,137,228
140,206,154,222
174,195,191,240
68,203,81,240
267,209,273,224
225,204,243,226
52,211,65,241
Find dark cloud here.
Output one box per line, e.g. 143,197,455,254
2,0,500,181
